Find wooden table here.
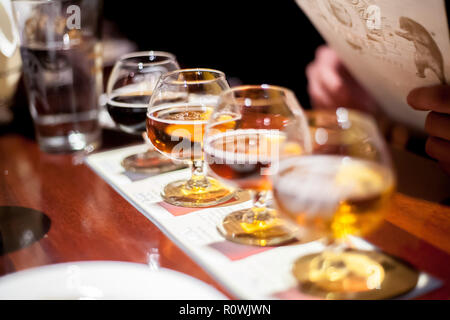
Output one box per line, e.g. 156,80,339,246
1,132,450,299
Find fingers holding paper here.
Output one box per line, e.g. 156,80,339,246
306,46,380,115
407,85,450,114
407,85,450,172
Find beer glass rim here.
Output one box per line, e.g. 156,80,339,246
219,84,295,100
118,51,177,68
305,108,378,131
160,68,226,85
12,0,101,4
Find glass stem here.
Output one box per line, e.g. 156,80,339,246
322,236,352,257
249,191,272,221
186,160,210,189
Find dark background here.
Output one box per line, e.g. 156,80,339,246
2,0,324,137
103,0,324,108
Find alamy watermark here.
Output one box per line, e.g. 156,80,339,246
66,5,81,30
365,5,381,30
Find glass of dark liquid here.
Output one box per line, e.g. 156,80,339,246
106,51,183,172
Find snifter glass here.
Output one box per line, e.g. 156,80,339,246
146,68,234,207
273,109,418,299
106,51,182,173
204,85,312,246
12,0,103,153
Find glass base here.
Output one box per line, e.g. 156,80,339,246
217,207,299,246
37,131,101,153
292,249,419,300
161,177,234,208
122,150,187,173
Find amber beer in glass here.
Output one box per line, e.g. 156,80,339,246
146,68,234,207
274,156,395,240
272,109,418,299
206,129,284,192
147,104,213,160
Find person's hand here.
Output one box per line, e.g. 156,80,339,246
407,85,450,175
306,45,379,115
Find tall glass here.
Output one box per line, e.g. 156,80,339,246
273,109,418,299
106,51,184,173
146,68,234,207
12,0,103,152
204,85,312,246
0,0,21,124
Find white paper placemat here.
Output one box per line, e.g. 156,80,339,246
85,144,442,299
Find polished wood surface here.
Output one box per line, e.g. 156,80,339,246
0,133,231,298
0,133,450,299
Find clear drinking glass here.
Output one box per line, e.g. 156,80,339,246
146,68,234,207
106,51,184,173
12,0,103,152
272,109,417,299
204,85,312,246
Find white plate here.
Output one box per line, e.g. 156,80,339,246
0,261,227,300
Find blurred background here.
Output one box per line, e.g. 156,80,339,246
103,0,324,100
1,0,449,203
0,0,324,138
